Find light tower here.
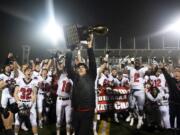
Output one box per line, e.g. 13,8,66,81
22,45,31,64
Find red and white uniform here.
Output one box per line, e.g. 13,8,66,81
118,74,130,87
157,74,170,129
146,74,166,90
15,78,38,126
129,67,148,90
128,66,148,116
0,73,15,108
37,76,52,113
109,74,119,86
156,74,166,91
145,74,170,129
0,73,14,82
98,74,113,87
56,73,73,128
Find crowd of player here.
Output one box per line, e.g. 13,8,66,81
0,47,179,135
95,54,178,132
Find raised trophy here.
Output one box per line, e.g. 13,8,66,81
63,24,109,50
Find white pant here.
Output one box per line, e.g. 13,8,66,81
129,90,145,112
15,102,37,127
56,97,72,128
159,105,171,129
37,93,45,113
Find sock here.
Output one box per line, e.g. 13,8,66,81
93,120,97,131
57,129,60,135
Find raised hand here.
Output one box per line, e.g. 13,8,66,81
87,34,94,48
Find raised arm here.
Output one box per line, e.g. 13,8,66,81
65,51,75,80
159,64,172,85
87,34,97,80
46,59,52,71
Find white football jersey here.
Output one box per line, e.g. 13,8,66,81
16,78,38,101
118,77,129,87
157,73,169,106
56,73,73,97
147,74,166,90
129,67,148,90
109,74,119,86
37,76,52,93
98,73,112,87
0,73,14,82
157,89,169,106
0,73,15,108
156,74,166,90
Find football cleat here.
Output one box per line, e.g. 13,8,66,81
21,123,28,131
137,116,143,129
130,118,134,126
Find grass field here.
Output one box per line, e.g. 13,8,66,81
7,119,172,135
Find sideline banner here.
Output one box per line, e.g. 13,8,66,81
97,86,129,113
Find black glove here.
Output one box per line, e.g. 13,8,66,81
18,106,30,121
9,103,19,114
44,95,53,106
0,107,9,119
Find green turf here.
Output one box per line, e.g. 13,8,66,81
6,120,171,135
110,120,171,135
16,124,57,135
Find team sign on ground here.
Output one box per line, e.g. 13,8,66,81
97,86,130,113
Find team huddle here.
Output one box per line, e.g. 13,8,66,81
96,55,173,131
0,48,179,135
0,52,73,135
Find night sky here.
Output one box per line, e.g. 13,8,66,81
0,0,180,64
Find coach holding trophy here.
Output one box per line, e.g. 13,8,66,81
65,33,97,135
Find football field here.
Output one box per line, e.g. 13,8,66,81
12,119,171,135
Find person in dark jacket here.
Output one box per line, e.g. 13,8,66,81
160,64,180,133
65,34,97,135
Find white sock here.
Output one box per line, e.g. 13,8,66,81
15,133,18,135
57,129,60,135
93,120,97,131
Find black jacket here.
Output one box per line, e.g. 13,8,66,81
161,68,180,105
66,48,97,109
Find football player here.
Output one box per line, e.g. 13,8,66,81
126,59,148,129
56,59,73,135
37,68,52,128
14,67,38,135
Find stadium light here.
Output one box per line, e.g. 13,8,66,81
41,0,64,45
164,18,180,34
42,17,64,45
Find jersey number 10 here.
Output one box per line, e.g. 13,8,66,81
62,81,71,93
